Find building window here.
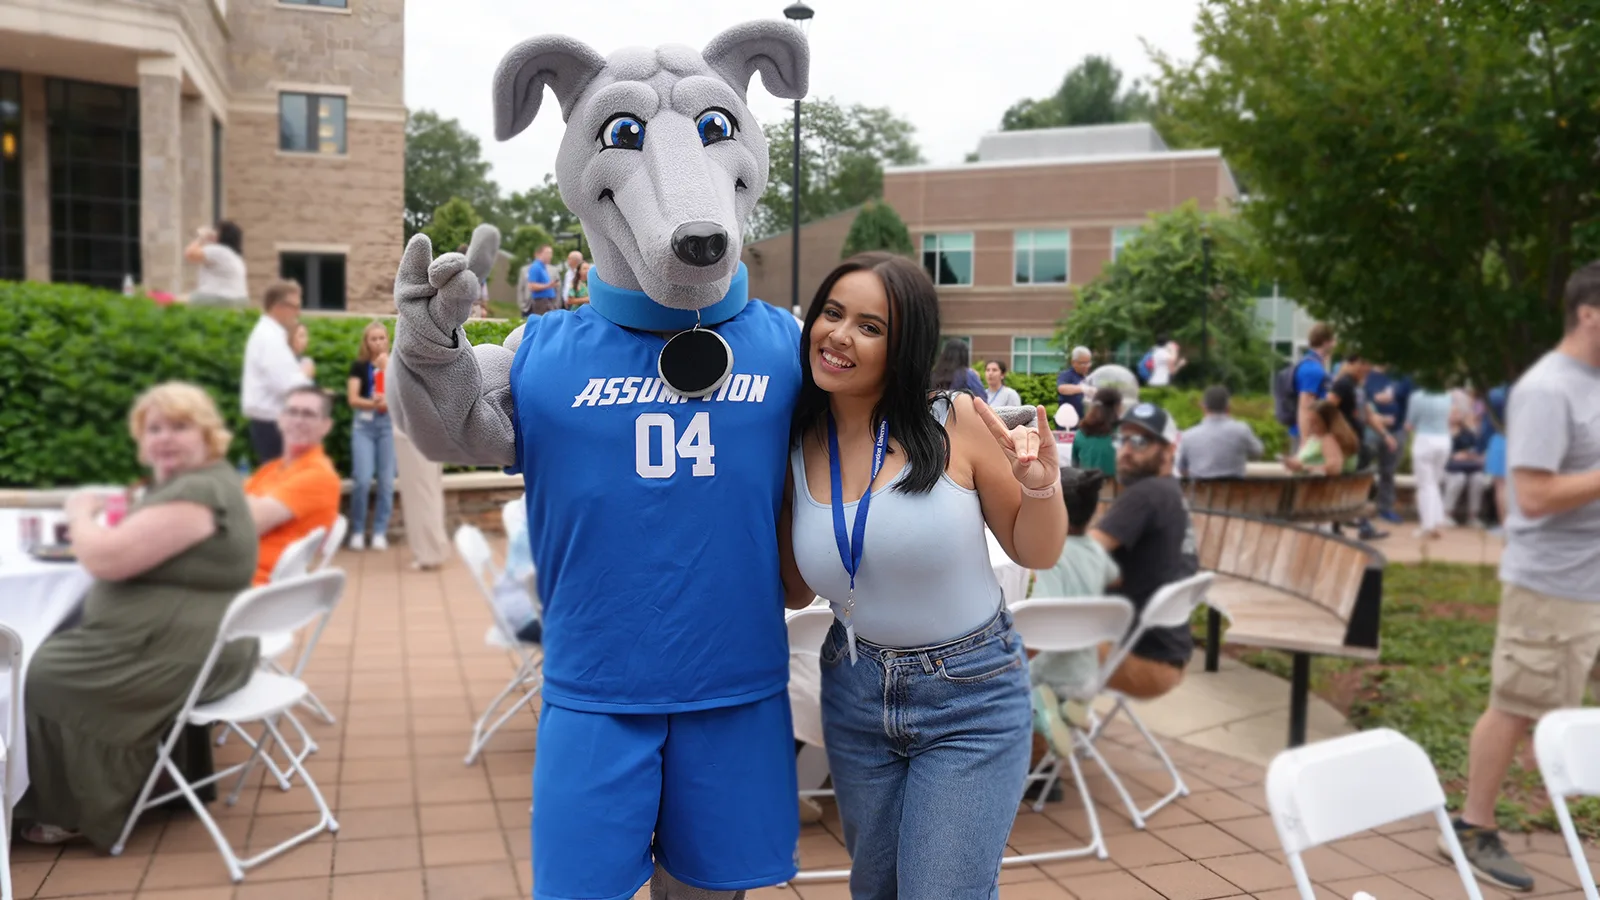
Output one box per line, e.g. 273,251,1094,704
47,78,141,290
1013,229,1069,285
281,252,346,310
279,0,348,7
1111,225,1142,262
0,71,22,282
1011,336,1063,376
212,117,223,223
279,92,346,154
921,232,973,286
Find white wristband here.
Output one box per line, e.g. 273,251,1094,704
1021,481,1057,500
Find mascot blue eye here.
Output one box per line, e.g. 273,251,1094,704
697,110,735,146
602,115,646,151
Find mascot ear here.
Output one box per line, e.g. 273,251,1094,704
493,36,607,139
702,20,810,102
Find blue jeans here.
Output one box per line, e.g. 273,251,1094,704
349,412,394,538
819,609,1032,900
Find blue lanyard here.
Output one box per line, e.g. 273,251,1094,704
827,411,889,664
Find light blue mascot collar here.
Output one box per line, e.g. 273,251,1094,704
587,263,749,332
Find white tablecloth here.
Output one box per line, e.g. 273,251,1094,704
788,529,1033,748
0,510,95,806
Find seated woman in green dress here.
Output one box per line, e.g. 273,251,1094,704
19,381,261,848
1069,386,1121,479
1282,399,1360,476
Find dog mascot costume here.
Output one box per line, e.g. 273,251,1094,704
388,20,810,900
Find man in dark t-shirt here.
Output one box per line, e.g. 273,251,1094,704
1090,402,1199,699
1329,354,1389,540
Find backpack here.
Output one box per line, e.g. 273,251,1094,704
1137,350,1154,383
1273,358,1305,427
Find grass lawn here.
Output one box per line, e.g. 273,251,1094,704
1211,562,1600,837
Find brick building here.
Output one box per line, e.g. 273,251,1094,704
743,123,1242,374
0,0,404,312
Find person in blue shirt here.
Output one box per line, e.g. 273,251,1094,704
521,244,559,317
1056,346,1092,423
1365,364,1412,523
1291,323,1336,451
1480,382,1509,532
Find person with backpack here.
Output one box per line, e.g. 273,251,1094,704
1274,322,1336,454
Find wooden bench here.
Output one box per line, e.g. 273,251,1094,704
1099,471,1376,524
1191,511,1385,746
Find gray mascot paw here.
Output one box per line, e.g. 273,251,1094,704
394,224,501,343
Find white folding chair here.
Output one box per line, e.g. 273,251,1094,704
1267,728,1483,900
111,571,344,883
1009,595,1145,863
1536,708,1600,900
1084,571,1215,827
786,607,834,799
220,528,338,751
0,624,22,900
456,524,543,766
313,515,348,572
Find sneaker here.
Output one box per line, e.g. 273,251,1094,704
347,534,365,551
372,534,389,551
1439,819,1535,892
1358,525,1389,541
1378,510,1403,524
1031,685,1075,758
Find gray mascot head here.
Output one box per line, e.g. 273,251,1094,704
492,22,809,310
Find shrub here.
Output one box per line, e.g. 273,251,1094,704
0,281,519,488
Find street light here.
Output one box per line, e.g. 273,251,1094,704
1200,219,1212,371
783,1,813,315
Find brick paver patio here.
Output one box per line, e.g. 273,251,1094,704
9,541,1596,899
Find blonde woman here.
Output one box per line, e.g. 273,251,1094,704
19,382,259,848
347,321,394,550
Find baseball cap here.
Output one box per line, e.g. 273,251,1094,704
1119,402,1179,444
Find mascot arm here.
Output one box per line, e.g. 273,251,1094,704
390,225,519,468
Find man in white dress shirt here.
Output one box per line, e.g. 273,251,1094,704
241,280,313,463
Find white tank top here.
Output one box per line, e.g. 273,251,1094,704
789,401,1005,648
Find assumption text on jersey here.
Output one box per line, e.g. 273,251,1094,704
570,375,772,408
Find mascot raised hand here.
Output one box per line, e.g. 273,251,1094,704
388,21,809,900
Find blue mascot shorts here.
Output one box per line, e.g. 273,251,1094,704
531,692,800,900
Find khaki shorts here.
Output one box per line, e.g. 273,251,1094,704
1489,583,1600,719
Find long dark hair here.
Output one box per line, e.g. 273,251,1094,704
791,252,949,495
931,339,972,391
1078,387,1122,437
216,220,243,255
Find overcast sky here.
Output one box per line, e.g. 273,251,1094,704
402,0,1205,196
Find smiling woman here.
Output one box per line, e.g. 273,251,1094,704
782,251,1066,897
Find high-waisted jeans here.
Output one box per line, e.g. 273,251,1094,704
349,412,394,538
819,608,1032,900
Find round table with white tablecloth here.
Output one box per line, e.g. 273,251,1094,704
0,509,95,808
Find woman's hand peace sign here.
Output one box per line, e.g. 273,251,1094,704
974,399,1060,492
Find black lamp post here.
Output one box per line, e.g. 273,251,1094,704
1200,219,1212,372
783,1,813,315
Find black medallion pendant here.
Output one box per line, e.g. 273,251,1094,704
658,328,733,398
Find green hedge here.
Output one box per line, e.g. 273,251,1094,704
0,281,519,488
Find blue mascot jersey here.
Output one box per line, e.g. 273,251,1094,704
507,299,801,714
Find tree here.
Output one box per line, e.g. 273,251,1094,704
752,98,923,240
1000,56,1153,131
405,110,501,238
422,197,484,257
840,201,914,259
1056,203,1275,392
500,173,580,240
1153,0,1600,389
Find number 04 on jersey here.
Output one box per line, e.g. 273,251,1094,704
635,411,716,479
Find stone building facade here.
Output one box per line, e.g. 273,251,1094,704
742,123,1242,375
0,0,405,312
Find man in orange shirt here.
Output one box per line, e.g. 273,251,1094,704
244,385,341,585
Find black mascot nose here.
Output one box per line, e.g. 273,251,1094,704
672,222,728,267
